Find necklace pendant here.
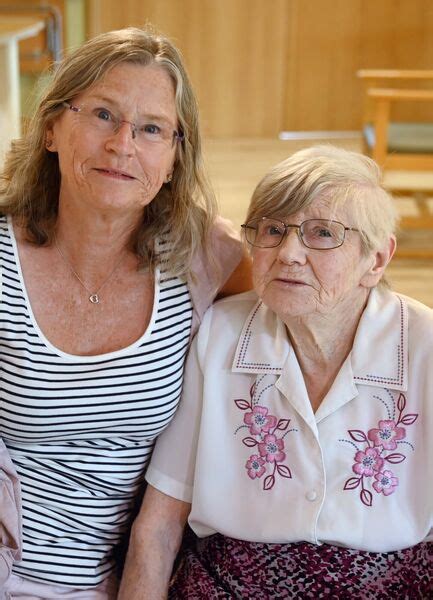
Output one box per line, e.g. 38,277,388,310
89,294,100,304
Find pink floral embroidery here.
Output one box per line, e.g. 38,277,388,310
368,420,405,450
234,381,293,491
245,455,266,479
372,470,399,496
342,392,417,507
258,434,286,463
352,448,384,477
244,405,277,435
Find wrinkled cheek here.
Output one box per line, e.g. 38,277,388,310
316,276,346,307
137,174,165,207
252,270,268,298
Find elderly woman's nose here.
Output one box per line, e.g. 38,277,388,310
277,228,306,263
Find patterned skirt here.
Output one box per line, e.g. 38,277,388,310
169,534,433,599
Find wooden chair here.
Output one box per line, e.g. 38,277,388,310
357,69,433,257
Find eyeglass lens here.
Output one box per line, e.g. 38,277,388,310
66,103,182,147
245,218,346,249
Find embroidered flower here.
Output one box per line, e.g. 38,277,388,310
352,447,384,477
234,379,295,490
245,454,266,479
372,470,399,496
368,420,405,450
244,405,277,435
258,434,286,463
342,392,417,507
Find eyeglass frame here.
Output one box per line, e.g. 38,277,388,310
62,101,185,147
241,216,360,250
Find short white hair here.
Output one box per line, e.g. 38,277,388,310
246,145,398,254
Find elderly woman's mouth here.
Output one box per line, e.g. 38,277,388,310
94,168,136,180
273,277,307,286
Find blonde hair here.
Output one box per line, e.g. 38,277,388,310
0,27,216,277
246,145,398,254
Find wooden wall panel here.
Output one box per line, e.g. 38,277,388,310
284,0,433,130
87,0,290,137
87,0,433,136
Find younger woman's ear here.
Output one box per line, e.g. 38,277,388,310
45,124,57,152
361,236,397,288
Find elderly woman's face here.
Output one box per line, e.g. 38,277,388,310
251,199,379,321
47,62,178,216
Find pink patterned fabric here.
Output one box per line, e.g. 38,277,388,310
169,534,433,599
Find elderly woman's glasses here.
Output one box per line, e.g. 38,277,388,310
63,102,184,148
241,217,359,250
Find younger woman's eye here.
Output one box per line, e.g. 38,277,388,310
95,108,113,121
143,124,162,135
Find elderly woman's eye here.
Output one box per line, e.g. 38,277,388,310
315,227,333,238
267,225,283,236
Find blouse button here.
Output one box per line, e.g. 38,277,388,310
306,489,318,501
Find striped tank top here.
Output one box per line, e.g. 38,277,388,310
0,216,193,587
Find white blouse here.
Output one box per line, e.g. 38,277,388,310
146,288,433,553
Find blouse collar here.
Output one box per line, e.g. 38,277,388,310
232,287,408,393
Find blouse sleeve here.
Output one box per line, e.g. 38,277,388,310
145,307,212,503
0,439,22,586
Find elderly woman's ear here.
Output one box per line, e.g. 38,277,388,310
361,235,397,289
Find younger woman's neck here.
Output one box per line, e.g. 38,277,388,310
55,201,141,261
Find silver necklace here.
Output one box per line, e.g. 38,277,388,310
54,235,126,304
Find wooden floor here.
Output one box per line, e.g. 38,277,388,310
203,137,433,307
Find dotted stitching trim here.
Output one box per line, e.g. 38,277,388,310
354,296,405,386
235,302,281,371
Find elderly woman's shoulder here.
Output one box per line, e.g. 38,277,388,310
398,292,433,320
214,289,259,309
200,290,259,330
396,291,433,345
195,290,260,355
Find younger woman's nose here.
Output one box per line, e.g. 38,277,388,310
104,121,136,155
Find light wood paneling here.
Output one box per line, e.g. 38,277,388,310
87,0,290,137
284,0,433,130
87,0,433,136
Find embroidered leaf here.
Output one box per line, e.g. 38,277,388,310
397,393,406,413
235,399,251,411
348,429,368,443
276,464,292,478
400,413,418,426
276,419,291,431
249,383,256,400
242,436,258,447
263,474,275,490
343,477,361,490
360,488,373,507
385,453,406,464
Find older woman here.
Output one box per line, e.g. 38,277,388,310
0,27,250,597
128,145,433,598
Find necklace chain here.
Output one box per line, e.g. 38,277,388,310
54,235,126,304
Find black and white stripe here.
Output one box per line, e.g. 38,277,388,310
0,216,192,587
